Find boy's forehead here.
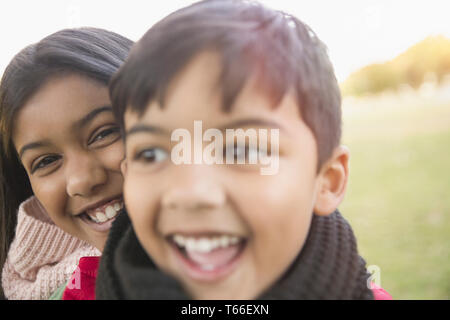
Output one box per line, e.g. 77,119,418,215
123,50,303,131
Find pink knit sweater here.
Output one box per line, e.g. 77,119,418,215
1,196,101,300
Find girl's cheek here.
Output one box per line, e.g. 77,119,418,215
101,142,125,171
31,176,67,221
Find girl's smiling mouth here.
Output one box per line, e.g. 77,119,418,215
167,232,247,282
76,197,124,232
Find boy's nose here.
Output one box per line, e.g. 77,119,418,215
65,152,107,197
161,166,226,212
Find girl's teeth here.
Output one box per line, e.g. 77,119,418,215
173,235,242,253
105,206,116,219
96,212,107,223
86,201,123,224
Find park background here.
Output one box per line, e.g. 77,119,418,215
1,0,449,299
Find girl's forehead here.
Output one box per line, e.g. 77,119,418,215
12,75,111,145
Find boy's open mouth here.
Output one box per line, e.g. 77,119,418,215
78,198,124,232
168,233,247,281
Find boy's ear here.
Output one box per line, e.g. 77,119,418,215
313,145,350,216
120,158,128,176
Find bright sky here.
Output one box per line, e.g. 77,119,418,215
1,0,450,82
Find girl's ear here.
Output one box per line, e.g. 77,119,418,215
313,145,350,216
120,158,128,176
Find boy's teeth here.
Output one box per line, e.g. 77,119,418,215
172,234,242,253
174,235,186,246
229,236,239,245
220,236,230,248
201,264,215,271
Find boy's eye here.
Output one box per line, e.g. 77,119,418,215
89,126,121,146
31,155,61,173
133,147,169,164
224,143,267,163
232,144,249,161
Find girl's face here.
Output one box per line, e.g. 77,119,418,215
12,74,124,251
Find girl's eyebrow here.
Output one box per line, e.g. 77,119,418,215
18,140,49,160
75,105,113,129
19,106,113,159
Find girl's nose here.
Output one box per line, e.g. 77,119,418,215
65,152,108,197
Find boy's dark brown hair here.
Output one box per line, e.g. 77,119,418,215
110,0,342,171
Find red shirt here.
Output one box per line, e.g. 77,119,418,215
371,283,393,300
62,256,99,300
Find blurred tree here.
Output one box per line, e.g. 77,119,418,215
341,36,450,96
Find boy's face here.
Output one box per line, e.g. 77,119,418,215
122,51,324,299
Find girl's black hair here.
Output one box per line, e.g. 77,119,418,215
0,27,133,299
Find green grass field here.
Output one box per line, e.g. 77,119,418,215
340,92,450,299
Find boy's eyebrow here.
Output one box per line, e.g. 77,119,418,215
75,105,113,129
216,118,285,132
125,118,287,139
125,124,171,138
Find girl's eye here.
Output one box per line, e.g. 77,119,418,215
31,155,61,173
134,147,169,164
89,126,121,145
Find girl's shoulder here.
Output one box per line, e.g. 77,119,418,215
2,197,100,300
6,196,94,271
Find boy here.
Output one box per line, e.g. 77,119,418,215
97,0,388,299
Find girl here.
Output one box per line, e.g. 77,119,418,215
0,28,133,299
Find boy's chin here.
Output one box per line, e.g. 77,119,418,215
182,276,265,300
189,287,258,300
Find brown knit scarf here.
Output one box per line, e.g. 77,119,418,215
96,209,374,300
